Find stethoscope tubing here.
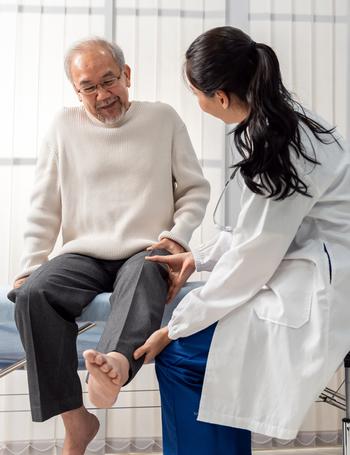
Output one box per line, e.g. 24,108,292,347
212,167,239,232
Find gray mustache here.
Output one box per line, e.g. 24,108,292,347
96,96,119,109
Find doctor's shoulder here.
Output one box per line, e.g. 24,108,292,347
296,108,345,159
238,110,345,208
290,110,348,189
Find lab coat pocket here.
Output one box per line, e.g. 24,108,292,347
254,259,315,328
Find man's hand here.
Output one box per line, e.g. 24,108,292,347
145,252,195,303
13,276,29,289
134,327,172,363
147,238,186,255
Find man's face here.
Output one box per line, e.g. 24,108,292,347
70,46,131,124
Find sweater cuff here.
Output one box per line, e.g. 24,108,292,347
158,230,190,252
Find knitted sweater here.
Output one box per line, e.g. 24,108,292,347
18,101,210,279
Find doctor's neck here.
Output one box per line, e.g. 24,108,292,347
225,96,250,125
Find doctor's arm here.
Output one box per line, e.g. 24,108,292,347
147,227,235,302
193,230,234,272
167,179,319,340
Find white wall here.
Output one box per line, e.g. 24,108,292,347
0,0,227,284
1,0,349,284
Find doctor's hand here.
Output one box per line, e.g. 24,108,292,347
147,238,185,255
145,252,195,303
134,327,172,363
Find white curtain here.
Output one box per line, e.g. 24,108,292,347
0,1,226,453
249,0,349,136
0,0,105,284
1,0,349,452
0,0,226,286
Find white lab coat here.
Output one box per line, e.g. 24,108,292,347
167,118,350,439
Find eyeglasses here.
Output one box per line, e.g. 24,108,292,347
77,74,122,96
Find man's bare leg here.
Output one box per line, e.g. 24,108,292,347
61,406,99,455
83,350,130,408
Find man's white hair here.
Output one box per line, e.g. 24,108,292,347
64,37,125,82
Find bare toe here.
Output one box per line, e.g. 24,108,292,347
85,351,129,408
83,349,97,363
100,364,111,373
108,370,118,379
95,354,105,366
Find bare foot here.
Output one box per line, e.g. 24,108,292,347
61,406,99,455
83,349,130,408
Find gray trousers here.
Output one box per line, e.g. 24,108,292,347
8,249,169,422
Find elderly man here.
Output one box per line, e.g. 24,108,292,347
8,37,209,455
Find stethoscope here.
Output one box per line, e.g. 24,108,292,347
212,167,239,232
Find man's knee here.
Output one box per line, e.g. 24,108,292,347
119,248,169,281
142,256,168,281
13,276,47,318
143,248,169,280
13,254,77,312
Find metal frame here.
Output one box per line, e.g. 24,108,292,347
317,352,350,454
0,321,96,379
343,353,350,455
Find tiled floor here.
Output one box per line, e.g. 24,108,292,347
253,449,341,454
120,449,342,455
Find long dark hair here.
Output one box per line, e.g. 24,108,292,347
185,26,339,199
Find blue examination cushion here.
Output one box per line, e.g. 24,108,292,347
0,281,203,368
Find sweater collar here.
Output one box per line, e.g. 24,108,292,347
84,101,138,128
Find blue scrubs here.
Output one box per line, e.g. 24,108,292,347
155,324,252,455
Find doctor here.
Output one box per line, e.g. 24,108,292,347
134,26,350,454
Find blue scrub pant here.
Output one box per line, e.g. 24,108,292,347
155,324,252,455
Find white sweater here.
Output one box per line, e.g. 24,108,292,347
18,101,210,279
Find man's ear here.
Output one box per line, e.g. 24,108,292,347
215,90,230,110
123,64,131,88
